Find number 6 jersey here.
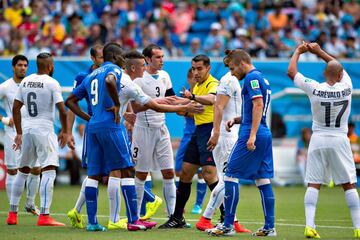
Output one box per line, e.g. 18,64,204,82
294,71,352,135
15,73,63,132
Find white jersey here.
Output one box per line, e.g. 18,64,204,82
294,70,352,135
0,78,28,134
216,71,242,137
119,73,151,117
15,74,63,132
134,70,173,128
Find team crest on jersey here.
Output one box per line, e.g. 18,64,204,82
304,78,312,83
250,80,259,89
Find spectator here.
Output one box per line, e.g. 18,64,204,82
42,12,66,46
184,37,202,57
296,127,312,186
344,36,360,58
17,8,38,47
4,0,23,28
268,4,288,32
324,33,346,58
79,0,99,27
204,22,225,57
348,122,360,164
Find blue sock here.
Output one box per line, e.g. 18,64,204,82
258,184,275,229
121,178,138,223
223,179,239,228
195,179,207,206
175,177,179,188
85,186,98,225
144,181,155,202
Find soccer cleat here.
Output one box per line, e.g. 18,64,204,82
127,220,157,231
196,216,214,231
234,221,251,233
140,195,163,220
354,228,360,239
304,226,321,239
252,227,277,237
191,204,202,214
86,223,107,232
24,203,40,216
37,214,65,226
67,208,85,229
158,215,189,229
6,212,18,225
208,224,236,236
108,219,128,230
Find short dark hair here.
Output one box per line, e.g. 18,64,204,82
36,52,53,70
124,50,145,60
142,43,161,58
12,55,28,67
90,44,103,57
192,54,210,66
187,68,193,77
103,42,125,67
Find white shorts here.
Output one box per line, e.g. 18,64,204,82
305,134,356,185
212,135,237,180
18,131,59,169
4,131,19,169
132,124,174,172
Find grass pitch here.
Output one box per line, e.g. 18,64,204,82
0,183,355,239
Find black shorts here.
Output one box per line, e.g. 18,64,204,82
183,123,216,167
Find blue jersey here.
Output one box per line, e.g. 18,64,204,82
240,69,271,135
73,61,122,133
74,65,93,115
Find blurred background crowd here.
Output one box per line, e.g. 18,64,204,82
0,0,359,59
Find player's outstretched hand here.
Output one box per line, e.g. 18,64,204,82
183,89,193,99
58,131,71,149
67,134,75,150
225,119,235,132
13,134,22,151
186,102,204,114
308,42,321,54
124,112,136,126
246,135,256,151
207,132,220,151
107,105,121,124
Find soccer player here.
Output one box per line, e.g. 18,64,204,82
160,54,220,228
288,42,360,239
66,44,103,229
209,49,275,237
7,53,70,226
132,44,177,219
65,43,156,232
196,55,250,233
0,55,41,216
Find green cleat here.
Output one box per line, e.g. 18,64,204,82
140,195,163,220
304,226,321,239
67,208,85,229
86,223,107,232
354,229,360,239
108,219,128,230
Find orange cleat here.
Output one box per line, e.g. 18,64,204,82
37,214,65,226
6,212,18,225
234,221,251,233
196,216,214,231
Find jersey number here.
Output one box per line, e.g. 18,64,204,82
132,147,139,158
321,100,349,127
155,87,160,97
27,92,38,117
91,79,98,106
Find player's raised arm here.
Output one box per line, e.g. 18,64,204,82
308,42,335,63
287,43,308,80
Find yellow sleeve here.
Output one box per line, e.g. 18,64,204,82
207,81,218,94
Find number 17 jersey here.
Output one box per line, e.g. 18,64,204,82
294,71,352,135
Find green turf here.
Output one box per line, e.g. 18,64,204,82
0,183,355,239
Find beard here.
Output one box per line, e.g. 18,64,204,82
49,69,54,77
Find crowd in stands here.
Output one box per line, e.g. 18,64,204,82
0,0,359,59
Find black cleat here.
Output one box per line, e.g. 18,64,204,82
158,215,189,229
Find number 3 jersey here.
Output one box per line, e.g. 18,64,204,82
15,74,63,132
294,71,352,135
134,70,172,128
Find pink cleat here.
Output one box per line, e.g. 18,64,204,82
127,220,157,231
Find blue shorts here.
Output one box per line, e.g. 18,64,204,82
86,126,133,177
225,133,273,180
175,132,192,172
81,123,88,168
183,123,216,167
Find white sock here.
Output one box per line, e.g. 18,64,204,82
203,180,225,219
345,189,360,229
26,173,40,206
75,176,87,213
40,170,56,215
6,173,17,204
135,177,145,217
163,178,176,216
10,171,28,212
304,187,319,228
108,177,121,223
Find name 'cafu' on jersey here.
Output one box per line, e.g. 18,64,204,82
241,69,271,132
73,61,122,132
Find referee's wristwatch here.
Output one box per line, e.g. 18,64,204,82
190,94,196,100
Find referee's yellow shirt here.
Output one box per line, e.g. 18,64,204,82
193,74,219,126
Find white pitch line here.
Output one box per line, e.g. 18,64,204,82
0,211,352,229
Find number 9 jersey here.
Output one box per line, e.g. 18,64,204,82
15,73,63,132
294,70,352,135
